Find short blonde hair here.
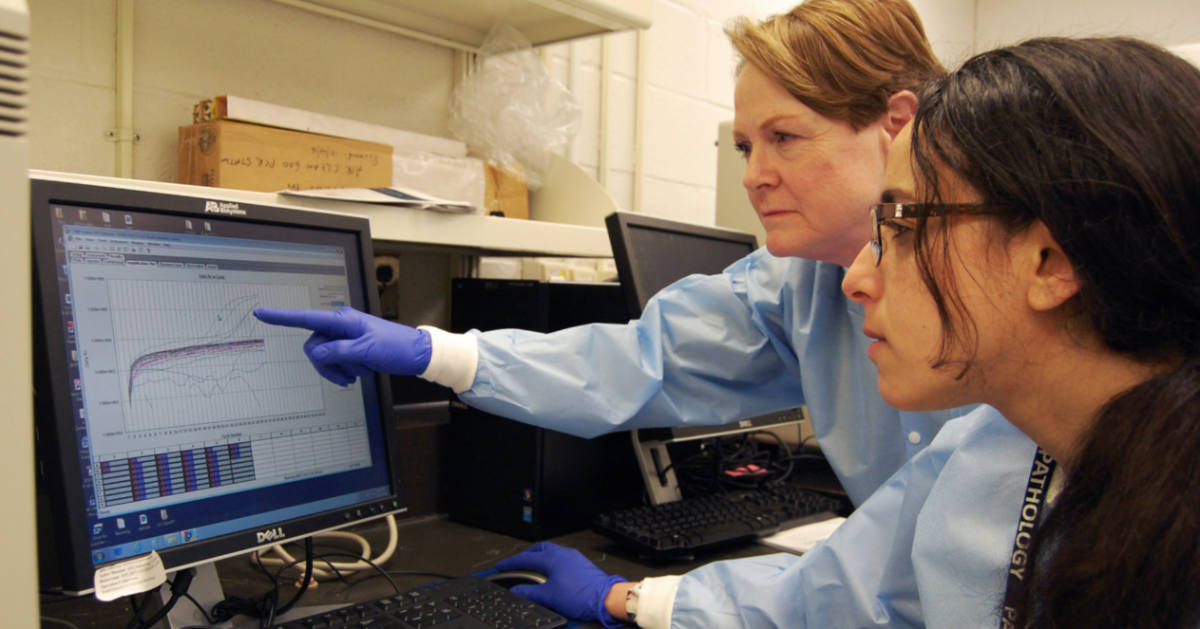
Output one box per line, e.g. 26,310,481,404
728,0,945,129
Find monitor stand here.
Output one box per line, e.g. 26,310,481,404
159,557,347,628
629,408,808,506
160,562,224,628
630,430,682,505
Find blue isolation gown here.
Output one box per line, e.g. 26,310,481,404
447,248,1037,627
457,248,972,506
666,407,1033,628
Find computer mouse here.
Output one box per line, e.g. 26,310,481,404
485,569,549,589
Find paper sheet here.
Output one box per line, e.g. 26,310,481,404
758,516,846,554
280,186,475,213
93,551,167,601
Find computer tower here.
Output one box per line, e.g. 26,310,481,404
450,277,631,333
447,278,642,540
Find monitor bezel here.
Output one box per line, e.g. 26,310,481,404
604,211,759,317
32,176,407,594
603,211,808,457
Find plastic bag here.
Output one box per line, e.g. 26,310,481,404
447,23,581,190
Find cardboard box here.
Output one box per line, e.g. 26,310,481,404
483,163,529,219
194,94,467,157
178,120,392,192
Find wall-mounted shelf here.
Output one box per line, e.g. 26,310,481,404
270,0,652,52
32,170,612,258
286,194,613,257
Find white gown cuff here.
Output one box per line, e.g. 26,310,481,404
635,575,681,629
416,326,478,393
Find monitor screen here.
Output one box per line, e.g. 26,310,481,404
604,211,804,445
604,211,758,317
32,174,405,594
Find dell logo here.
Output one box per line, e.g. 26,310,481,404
738,419,752,428
256,527,286,543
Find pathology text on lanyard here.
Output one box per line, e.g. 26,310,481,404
1000,446,1056,629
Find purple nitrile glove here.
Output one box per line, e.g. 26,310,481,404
253,306,432,386
495,542,628,628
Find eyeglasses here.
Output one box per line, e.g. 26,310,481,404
869,202,1007,265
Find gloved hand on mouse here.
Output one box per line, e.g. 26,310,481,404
496,542,629,628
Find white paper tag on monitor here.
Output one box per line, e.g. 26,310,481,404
93,550,167,601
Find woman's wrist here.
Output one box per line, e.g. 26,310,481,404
605,580,638,623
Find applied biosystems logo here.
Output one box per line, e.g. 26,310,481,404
204,200,246,216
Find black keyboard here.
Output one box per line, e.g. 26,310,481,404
276,576,566,629
593,484,848,558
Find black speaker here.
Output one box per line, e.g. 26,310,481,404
447,278,642,539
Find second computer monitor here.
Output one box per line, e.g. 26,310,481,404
604,211,805,503
604,211,759,317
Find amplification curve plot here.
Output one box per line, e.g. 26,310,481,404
109,280,321,432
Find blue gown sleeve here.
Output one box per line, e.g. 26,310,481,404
459,249,809,438
459,249,966,504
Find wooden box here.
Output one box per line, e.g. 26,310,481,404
483,163,529,219
178,120,392,192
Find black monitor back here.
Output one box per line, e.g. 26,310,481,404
605,211,757,317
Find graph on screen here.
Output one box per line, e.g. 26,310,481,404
109,279,322,432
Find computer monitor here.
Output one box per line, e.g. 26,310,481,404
32,172,406,596
604,211,805,504
605,211,759,319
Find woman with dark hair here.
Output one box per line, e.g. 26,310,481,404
843,36,1200,628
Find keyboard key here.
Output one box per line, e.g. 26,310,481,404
281,576,566,629
594,484,848,557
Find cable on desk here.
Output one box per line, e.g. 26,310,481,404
751,429,795,485
270,550,402,606
40,590,85,603
347,568,458,591
210,536,315,629
125,591,151,628
217,547,398,629
671,430,795,497
180,590,217,626
250,513,399,582
39,617,81,629
124,567,195,629
251,539,348,585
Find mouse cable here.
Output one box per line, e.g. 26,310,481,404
250,538,346,585
748,429,794,485
179,589,217,626
124,566,195,629
209,537,315,628
269,550,402,603
39,617,80,629
342,568,459,596
251,512,398,581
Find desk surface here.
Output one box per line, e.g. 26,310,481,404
40,513,782,629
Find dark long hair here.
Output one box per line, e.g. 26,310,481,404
909,38,1200,628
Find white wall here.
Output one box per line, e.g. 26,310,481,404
28,1,1200,231
543,0,976,227
541,1,784,226
31,0,454,181
912,0,976,67
976,0,1200,51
